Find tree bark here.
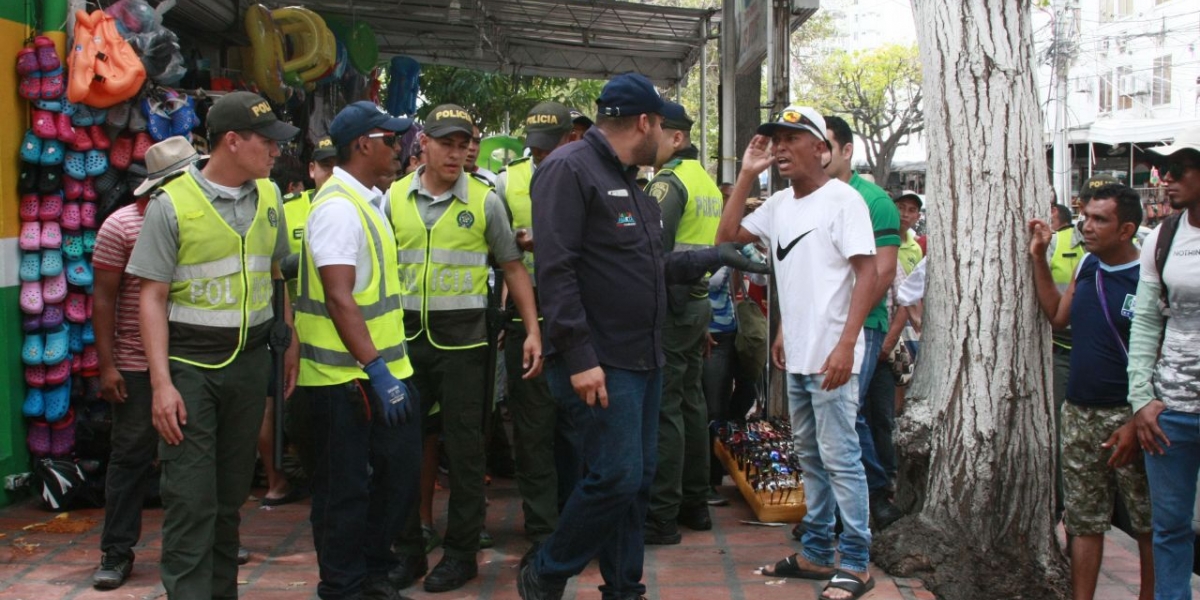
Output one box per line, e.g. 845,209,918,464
873,2,1069,598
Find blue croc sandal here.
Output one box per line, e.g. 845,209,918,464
22,387,45,418
39,138,64,166
84,149,108,177
62,230,84,260
65,256,92,286
20,130,42,163
83,230,97,254
20,251,42,281
22,332,45,366
42,323,69,366
68,323,83,354
43,379,71,423
81,319,95,345
41,248,63,277
63,150,86,179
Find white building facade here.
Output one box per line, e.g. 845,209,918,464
1037,0,1200,199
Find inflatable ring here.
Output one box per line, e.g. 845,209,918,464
323,15,378,75
272,7,335,87
244,4,286,103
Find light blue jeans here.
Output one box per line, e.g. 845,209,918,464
789,373,871,574
1142,409,1200,600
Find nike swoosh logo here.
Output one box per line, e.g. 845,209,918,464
775,229,816,262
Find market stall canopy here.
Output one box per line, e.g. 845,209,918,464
166,0,717,87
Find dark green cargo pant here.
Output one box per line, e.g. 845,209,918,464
396,334,488,560
649,298,712,521
505,323,560,541
159,345,268,600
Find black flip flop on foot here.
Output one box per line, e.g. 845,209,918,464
760,553,835,580
821,569,875,600
261,486,310,507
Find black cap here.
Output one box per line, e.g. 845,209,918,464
312,136,336,162
207,91,300,141
595,72,663,118
1078,173,1119,201
329,101,413,147
570,109,594,128
424,104,475,139
661,101,693,131
524,101,572,151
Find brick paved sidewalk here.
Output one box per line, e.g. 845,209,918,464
0,476,1176,600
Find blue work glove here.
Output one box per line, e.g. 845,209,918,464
362,357,415,426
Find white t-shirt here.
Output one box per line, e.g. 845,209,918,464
742,179,877,375
306,167,387,294
1138,215,1200,412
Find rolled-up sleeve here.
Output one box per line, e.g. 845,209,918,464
531,159,596,374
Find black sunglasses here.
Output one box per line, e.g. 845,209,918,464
366,132,400,147
1164,160,1199,181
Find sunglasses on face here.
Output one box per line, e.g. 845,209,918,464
1164,161,1199,180
366,132,400,147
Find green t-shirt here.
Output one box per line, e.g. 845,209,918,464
849,173,901,332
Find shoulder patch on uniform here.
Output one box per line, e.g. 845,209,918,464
648,181,670,203
267,207,279,227
664,157,683,169
457,210,476,229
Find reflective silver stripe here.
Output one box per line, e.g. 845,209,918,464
300,341,408,368
294,294,402,320
247,307,273,327
426,295,486,310
246,254,273,272
429,249,487,266
172,255,243,281
299,182,393,303
168,304,243,327
672,242,712,252
401,295,424,311
397,249,426,264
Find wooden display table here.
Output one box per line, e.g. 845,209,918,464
714,439,806,523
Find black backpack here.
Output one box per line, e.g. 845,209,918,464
1153,212,1184,311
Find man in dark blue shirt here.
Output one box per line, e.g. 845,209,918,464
1028,183,1153,600
518,72,765,600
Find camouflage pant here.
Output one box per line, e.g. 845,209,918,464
1060,402,1152,536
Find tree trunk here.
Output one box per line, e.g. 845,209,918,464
872,2,1069,599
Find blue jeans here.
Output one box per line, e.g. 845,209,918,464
1142,409,1200,600
857,327,889,494
789,373,871,574
534,360,662,600
305,381,423,600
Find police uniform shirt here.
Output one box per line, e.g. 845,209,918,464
127,162,290,284
306,167,387,294
386,166,521,264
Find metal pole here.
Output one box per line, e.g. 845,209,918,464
720,0,737,184
1051,0,1074,202
700,17,708,171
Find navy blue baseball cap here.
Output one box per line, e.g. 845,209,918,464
661,101,693,131
329,101,413,147
596,72,664,118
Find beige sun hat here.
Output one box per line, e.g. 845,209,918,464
133,136,203,196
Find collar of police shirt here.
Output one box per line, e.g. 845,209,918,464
407,164,470,205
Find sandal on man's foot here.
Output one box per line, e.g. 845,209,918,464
759,553,835,580
821,569,875,600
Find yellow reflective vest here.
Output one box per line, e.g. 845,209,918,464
163,173,277,368
658,158,722,251
282,190,311,299
294,175,412,386
390,172,492,350
1050,227,1083,292
503,157,536,278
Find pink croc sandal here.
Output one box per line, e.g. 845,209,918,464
21,194,40,222
40,220,62,249
70,126,92,152
60,201,81,230
65,292,87,323
40,67,64,100
81,202,97,228
17,46,39,76
26,364,47,388
40,193,63,221
63,176,83,200
20,280,44,315
19,71,41,101
32,108,58,139
20,221,41,251
45,358,71,387
55,112,75,143
42,271,67,304
50,409,76,454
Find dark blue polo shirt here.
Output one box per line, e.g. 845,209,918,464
531,128,720,374
1066,254,1140,407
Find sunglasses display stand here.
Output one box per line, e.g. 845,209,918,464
712,418,807,523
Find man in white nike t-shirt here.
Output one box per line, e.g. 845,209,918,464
716,105,878,600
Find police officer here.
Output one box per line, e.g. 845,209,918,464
294,101,422,600
127,91,299,600
388,104,542,594
644,101,723,543
493,101,576,551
